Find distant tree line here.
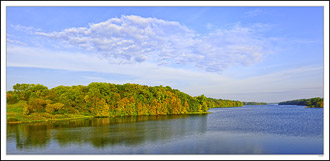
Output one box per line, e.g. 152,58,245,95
243,102,268,105
6,83,243,118
207,97,243,108
278,97,323,108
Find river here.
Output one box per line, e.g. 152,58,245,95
7,105,323,154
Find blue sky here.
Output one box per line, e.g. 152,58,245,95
6,6,324,102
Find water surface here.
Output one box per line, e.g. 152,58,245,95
7,105,323,154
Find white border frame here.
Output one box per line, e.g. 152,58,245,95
1,1,329,160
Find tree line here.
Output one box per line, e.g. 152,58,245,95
243,102,268,105
7,83,243,118
206,97,243,108
278,97,323,108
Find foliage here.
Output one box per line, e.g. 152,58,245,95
206,97,243,108
278,97,323,108
7,83,244,122
45,103,65,114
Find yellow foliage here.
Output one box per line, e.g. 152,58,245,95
45,103,65,114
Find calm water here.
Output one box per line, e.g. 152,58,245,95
7,105,323,154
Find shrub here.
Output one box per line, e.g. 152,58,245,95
23,103,30,115
45,103,64,114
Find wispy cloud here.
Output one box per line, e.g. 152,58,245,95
10,24,41,34
33,15,273,73
7,39,27,46
182,65,324,102
205,23,214,30
245,9,263,17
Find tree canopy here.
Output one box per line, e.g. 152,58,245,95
7,83,243,119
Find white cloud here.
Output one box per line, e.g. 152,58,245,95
35,15,272,73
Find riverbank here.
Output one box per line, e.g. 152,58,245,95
7,103,93,124
7,103,211,124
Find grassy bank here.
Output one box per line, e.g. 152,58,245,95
7,103,93,124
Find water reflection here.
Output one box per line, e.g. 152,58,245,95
7,106,323,154
7,123,51,150
7,114,208,151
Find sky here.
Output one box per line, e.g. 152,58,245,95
5,6,324,103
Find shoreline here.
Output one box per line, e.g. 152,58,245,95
7,112,212,124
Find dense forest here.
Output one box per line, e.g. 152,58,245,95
7,83,243,123
243,102,268,105
278,97,323,108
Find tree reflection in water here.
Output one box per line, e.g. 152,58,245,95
7,114,208,150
